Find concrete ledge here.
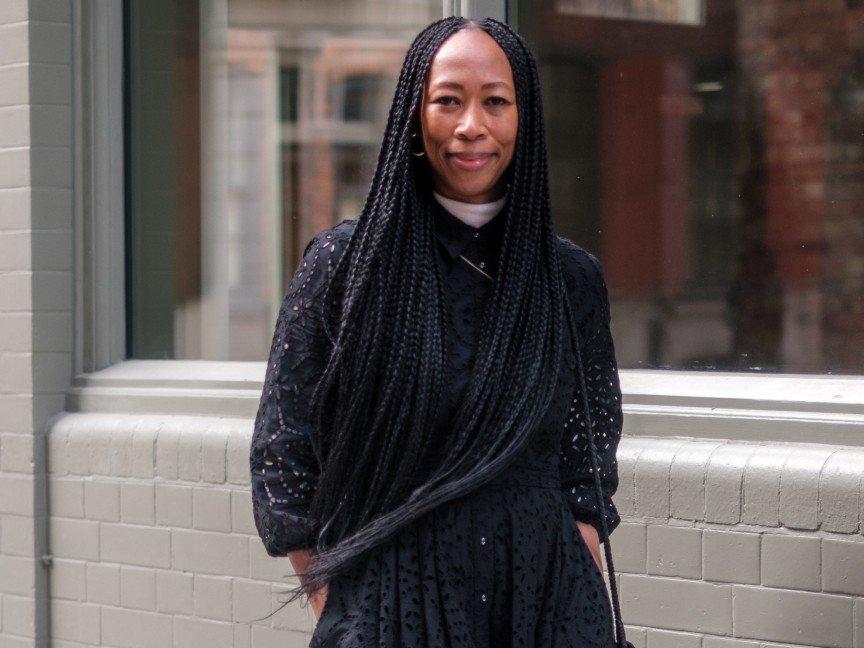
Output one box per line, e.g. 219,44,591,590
66,361,864,446
623,370,864,446
65,360,264,419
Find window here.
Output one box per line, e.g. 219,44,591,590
517,0,864,375
336,74,388,122
123,0,444,360
120,0,862,375
279,65,299,123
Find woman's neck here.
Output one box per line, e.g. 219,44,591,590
432,190,507,229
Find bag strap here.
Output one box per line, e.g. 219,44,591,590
563,281,629,648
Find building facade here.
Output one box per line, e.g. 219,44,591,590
1,0,863,646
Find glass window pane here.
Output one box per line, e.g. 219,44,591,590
516,0,864,374
125,0,444,360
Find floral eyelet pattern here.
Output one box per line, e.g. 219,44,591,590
251,215,623,646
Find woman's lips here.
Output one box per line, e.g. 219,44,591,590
448,153,494,170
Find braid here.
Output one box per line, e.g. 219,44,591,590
270,16,567,612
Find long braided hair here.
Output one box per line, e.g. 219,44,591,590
284,15,567,605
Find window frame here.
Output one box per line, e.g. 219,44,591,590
73,0,127,376
69,0,864,446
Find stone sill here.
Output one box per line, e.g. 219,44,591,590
66,360,264,419
623,369,864,446
66,361,864,446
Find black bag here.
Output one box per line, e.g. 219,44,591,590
565,287,634,648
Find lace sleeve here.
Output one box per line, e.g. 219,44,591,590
559,248,623,542
249,226,347,556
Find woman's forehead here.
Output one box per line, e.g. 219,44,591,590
427,32,514,88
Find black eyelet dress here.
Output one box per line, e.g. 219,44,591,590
249,198,624,647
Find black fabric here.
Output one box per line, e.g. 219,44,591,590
250,198,624,646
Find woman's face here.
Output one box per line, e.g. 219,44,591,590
419,28,518,204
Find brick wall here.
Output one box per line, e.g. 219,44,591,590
46,414,319,647
611,437,864,647
0,1,74,646
44,415,864,648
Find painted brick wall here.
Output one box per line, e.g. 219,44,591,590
0,1,74,646
45,414,864,648
611,437,864,648
47,414,318,647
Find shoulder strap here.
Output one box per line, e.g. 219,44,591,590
563,280,629,648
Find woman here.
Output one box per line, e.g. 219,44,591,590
250,15,624,647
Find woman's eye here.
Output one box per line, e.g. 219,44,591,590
435,96,509,107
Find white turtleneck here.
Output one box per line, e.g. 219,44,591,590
432,190,507,229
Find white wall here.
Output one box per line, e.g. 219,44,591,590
47,414,317,647
611,437,864,648
0,1,75,645
44,415,864,648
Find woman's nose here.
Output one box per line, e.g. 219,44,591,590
454,100,486,138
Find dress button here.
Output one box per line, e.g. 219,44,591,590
480,536,487,546
479,261,486,269
480,593,488,603
473,231,480,238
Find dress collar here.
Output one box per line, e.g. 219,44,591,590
431,191,508,262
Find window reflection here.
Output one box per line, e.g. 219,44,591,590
519,0,864,374
126,0,442,360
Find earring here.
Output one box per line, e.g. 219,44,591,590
410,131,426,157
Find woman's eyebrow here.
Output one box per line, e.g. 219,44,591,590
431,80,511,91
